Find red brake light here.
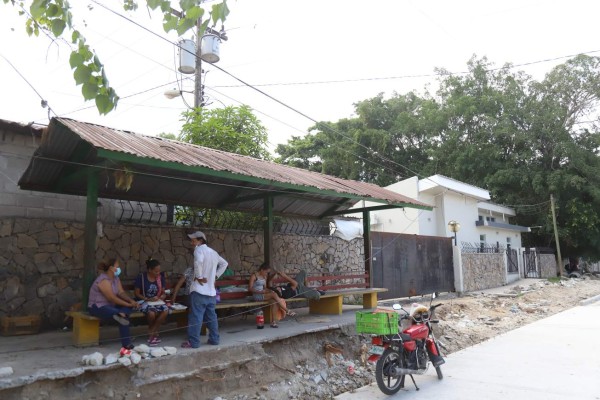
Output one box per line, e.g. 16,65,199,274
371,337,383,345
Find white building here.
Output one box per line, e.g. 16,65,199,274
361,175,530,250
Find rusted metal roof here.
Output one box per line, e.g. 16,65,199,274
18,117,431,218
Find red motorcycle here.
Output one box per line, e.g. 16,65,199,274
368,294,445,395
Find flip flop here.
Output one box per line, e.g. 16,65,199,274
286,310,297,317
270,322,279,328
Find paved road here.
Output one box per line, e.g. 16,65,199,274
337,302,600,400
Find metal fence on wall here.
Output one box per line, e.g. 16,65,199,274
114,201,332,235
461,241,505,254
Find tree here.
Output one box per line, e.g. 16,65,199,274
276,92,439,186
179,105,271,160
276,54,600,258
2,0,229,114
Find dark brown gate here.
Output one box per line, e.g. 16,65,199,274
371,232,454,299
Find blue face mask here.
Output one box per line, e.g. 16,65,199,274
115,267,122,277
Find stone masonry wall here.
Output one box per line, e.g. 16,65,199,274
0,217,363,329
539,254,557,278
461,253,506,292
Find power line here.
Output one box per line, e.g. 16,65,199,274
213,49,600,89
1,54,57,119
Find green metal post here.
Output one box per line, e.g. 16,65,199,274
263,196,273,266
363,210,372,288
82,171,99,311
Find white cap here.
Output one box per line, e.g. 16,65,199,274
187,231,206,241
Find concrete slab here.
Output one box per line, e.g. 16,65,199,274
0,305,363,391
336,301,600,400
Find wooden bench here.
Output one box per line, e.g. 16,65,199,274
215,273,387,319
66,277,186,347
66,273,387,346
66,308,188,347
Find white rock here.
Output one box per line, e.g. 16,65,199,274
81,355,90,365
312,374,323,384
104,353,119,365
130,352,142,365
118,357,132,366
88,352,103,366
164,346,177,355
150,348,168,358
133,344,150,353
0,367,14,377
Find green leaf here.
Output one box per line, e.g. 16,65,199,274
176,17,195,36
179,0,197,10
146,0,163,10
95,94,113,115
29,0,47,19
73,65,91,85
51,18,66,36
25,24,33,36
46,4,59,17
211,1,230,24
162,14,177,32
68,51,84,69
185,5,202,21
82,82,97,100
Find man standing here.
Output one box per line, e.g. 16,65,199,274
182,231,228,348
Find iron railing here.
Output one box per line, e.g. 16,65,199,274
461,241,505,254
115,201,333,235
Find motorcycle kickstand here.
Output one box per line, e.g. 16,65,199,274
408,374,419,391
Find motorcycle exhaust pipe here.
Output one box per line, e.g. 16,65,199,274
391,366,428,376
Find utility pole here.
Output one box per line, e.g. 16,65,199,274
550,194,563,276
194,16,204,108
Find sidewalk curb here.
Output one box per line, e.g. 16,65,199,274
580,294,600,306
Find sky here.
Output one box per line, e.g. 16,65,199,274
1,0,600,152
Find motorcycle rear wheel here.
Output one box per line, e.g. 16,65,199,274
375,348,405,395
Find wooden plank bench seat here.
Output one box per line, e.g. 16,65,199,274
66,273,387,346
215,274,387,317
66,308,188,347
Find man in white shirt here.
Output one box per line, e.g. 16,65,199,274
181,231,228,348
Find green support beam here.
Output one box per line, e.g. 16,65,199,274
263,195,273,266
82,170,99,312
363,210,372,288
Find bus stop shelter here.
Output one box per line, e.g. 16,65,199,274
17,117,431,307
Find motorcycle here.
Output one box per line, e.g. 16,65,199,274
368,293,445,395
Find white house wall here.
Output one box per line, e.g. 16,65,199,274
441,192,480,245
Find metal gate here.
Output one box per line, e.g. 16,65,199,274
507,248,519,274
371,232,454,299
523,249,539,278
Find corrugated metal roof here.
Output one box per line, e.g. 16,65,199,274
18,117,431,218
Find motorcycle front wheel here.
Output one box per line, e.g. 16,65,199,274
436,365,443,380
375,348,405,395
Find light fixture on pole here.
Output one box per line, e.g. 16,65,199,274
448,220,461,246
163,89,194,99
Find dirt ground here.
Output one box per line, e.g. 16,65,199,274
218,276,600,400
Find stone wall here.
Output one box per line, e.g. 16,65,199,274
0,217,363,328
539,254,557,278
461,253,506,292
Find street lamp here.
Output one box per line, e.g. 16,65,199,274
163,89,194,99
448,220,461,246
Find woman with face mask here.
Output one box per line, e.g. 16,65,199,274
88,258,140,351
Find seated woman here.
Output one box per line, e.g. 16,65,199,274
88,258,139,351
249,262,296,328
134,258,170,346
268,268,299,299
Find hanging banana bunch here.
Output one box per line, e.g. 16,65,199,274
113,165,134,191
